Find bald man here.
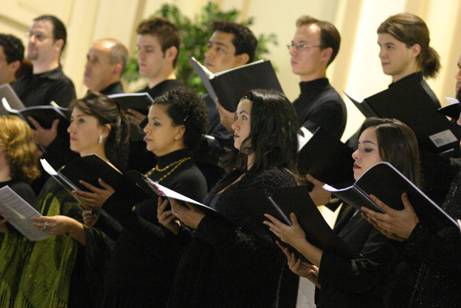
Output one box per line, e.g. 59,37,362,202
83,38,128,95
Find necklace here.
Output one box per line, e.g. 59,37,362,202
146,157,191,182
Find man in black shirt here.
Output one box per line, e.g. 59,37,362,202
0,33,24,85
13,15,76,192
289,15,347,140
126,17,184,172
83,38,128,95
195,22,257,189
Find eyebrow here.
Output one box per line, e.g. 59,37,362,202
360,140,377,146
208,41,229,48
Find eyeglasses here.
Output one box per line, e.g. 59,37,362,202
28,31,51,42
286,42,322,52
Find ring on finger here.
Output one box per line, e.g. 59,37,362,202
43,221,49,231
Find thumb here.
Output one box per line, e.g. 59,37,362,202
290,212,299,225
51,118,60,131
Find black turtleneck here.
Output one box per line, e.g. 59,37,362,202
293,77,347,140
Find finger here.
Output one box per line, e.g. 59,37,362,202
98,178,114,190
263,213,285,227
27,116,42,130
289,213,299,226
79,180,103,193
401,193,415,212
50,119,60,131
369,194,396,214
361,206,388,222
305,174,323,186
32,216,53,223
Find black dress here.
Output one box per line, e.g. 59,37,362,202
316,208,399,308
167,167,298,308
389,171,461,308
93,148,207,308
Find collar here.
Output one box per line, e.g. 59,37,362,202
32,66,65,81
156,148,191,169
389,71,423,88
299,77,330,93
100,81,124,95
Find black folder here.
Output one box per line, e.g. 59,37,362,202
345,83,460,154
297,127,355,186
2,96,68,129
242,185,352,258
323,161,458,231
190,57,283,112
438,97,461,120
42,156,149,203
108,92,154,115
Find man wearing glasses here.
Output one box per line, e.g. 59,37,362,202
13,15,75,108
12,15,76,191
289,15,346,140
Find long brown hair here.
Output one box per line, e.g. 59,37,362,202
378,13,440,78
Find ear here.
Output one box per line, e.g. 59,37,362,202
320,47,333,65
112,63,123,76
100,124,112,138
410,43,421,58
53,38,64,52
174,125,185,142
8,60,21,73
165,46,178,64
235,53,250,66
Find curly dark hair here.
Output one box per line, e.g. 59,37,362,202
212,21,258,62
152,88,208,153
239,89,299,173
0,33,24,63
69,93,130,170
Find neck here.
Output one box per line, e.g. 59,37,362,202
0,166,12,182
155,144,185,158
95,78,121,92
299,69,326,82
148,70,176,88
391,66,420,83
32,59,60,74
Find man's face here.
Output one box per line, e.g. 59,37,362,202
289,24,327,81
0,46,17,84
27,20,60,63
378,33,419,82
136,34,167,80
84,41,117,92
204,31,246,73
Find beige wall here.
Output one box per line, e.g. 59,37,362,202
1,0,461,139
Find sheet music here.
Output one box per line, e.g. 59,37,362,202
0,186,49,241
146,178,207,207
297,126,314,151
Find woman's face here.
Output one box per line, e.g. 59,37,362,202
231,98,252,151
143,104,184,156
67,107,107,156
352,127,382,180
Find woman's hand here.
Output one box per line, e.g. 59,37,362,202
263,213,306,249
72,179,115,209
361,193,419,241
306,174,331,206
277,241,320,287
170,199,205,229
32,215,80,236
157,197,179,235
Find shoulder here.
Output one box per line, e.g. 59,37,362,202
244,168,296,191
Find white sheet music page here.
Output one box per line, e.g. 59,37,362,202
0,186,49,241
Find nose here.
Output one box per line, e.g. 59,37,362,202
231,119,239,133
352,149,359,161
143,122,150,134
67,122,75,134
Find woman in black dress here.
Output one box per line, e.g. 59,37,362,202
80,88,208,307
265,118,422,308
164,89,300,308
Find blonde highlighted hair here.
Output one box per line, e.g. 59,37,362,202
0,116,40,182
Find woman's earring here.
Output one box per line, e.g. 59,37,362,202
98,135,103,144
